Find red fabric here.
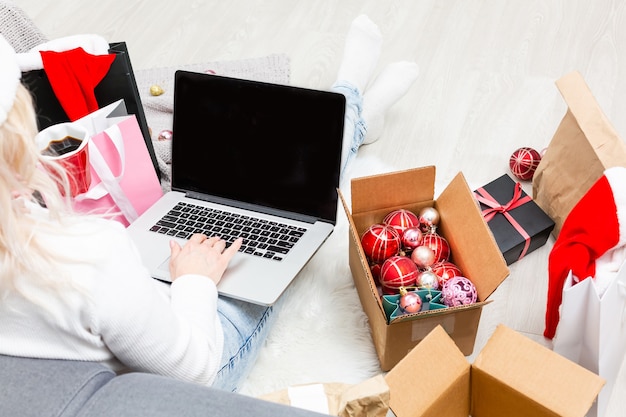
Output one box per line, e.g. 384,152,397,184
544,174,620,339
40,47,115,121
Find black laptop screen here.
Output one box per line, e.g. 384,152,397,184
171,71,345,223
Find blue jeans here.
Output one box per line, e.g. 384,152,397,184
332,81,367,178
212,296,274,392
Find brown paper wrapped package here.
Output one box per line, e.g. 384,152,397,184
260,374,390,417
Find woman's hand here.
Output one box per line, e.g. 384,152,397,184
168,234,242,285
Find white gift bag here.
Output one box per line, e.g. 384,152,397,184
553,265,626,417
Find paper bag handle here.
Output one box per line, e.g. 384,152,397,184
74,124,139,223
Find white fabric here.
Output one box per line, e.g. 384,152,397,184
0,201,223,386
16,33,110,71
0,34,20,127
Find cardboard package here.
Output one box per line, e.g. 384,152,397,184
262,325,604,417
532,71,626,237
340,166,509,371
474,173,555,265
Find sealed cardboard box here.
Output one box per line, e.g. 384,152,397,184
474,173,555,265
262,325,604,417
340,166,510,371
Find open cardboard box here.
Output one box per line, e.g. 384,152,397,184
387,324,604,417
261,325,604,417
339,166,510,370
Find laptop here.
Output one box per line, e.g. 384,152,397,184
127,70,345,306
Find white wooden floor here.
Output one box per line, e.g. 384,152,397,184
17,0,626,414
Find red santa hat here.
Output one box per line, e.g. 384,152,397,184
0,35,21,127
544,166,626,339
15,34,114,121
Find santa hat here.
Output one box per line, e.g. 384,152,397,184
0,35,21,128
544,166,626,339
16,34,114,121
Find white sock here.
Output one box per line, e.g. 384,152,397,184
361,61,419,144
335,15,383,93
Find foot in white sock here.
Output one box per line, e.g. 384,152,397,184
362,61,419,144
335,15,383,93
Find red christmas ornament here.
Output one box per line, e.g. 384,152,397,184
431,261,463,286
401,226,423,253
410,245,436,269
399,287,422,313
421,233,450,263
384,209,419,236
380,255,419,294
509,147,541,181
360,224,401,264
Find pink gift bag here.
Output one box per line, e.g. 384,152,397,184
72,100,163,226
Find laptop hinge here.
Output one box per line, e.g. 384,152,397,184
182,190,327,225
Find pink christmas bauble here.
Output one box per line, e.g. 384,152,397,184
431,261,463,286
421,233,451,263
410,245,436,269
401,226,423,252
384,209,420,236
509,147,541,181
441,276,477,307
399,288,422,313
380,256,419,294
361,224,401,264
416,270,440,290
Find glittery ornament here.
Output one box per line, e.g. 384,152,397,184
421,233,450,263
509,147,541,181
360,224,401,264
380,256,419,294
431,261,463,286
149,84,165,96
399,287,422,313
401,226,423,253
411,245,436,269
384,209,420,236
419,206,440,233
441,276,477,307
417,270,440,290
157,129,173,141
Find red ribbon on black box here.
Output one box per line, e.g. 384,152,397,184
474,174,555,265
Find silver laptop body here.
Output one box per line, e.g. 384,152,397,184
127,71,345,306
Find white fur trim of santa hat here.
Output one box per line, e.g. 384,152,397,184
0,35,21,128
16,34,110,72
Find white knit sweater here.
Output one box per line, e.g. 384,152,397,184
0,203,223,386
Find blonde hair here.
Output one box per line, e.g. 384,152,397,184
0,84,86,302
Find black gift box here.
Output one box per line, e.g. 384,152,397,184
474,174,555,265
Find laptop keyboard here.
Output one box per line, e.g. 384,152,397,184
148,201,306,261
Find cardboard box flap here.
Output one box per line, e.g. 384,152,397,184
436,172,509,301
386,325,471,417
351,166,436,214
472,325,605,417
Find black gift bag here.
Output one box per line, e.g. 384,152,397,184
21,42,160,180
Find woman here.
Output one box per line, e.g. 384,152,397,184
0,34,272,392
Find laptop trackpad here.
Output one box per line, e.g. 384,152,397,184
158,257,170,272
